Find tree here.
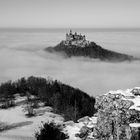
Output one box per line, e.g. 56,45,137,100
35,122,68,140
24,91,35,117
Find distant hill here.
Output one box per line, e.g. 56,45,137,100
45,30,136,62
46,41,135,62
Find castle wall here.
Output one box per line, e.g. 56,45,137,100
65,31,88,47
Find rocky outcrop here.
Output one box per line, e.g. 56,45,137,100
64,87,140,140
64,116,97,140
93,88,140,140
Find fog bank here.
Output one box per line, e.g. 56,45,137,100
0,47,140,96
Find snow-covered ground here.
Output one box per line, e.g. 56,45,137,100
63,116,97,140
0,95,97,140
1,87,140,140
0,96,64,140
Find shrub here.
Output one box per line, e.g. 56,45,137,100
35,122,68,140
0,96,15,109
24,92,36,117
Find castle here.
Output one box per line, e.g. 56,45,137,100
64,30,89,47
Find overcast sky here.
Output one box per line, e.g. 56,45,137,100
0,0,140,28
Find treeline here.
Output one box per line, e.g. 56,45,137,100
0,76,96,121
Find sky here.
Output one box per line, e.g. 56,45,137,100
0,0,140,28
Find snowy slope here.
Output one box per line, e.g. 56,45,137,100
0,96,63,140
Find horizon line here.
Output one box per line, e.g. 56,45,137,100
0,27,140,30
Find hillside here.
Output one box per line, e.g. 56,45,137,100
46,41,135,62
0,76,96,139
45,30,136,62
0,76,96,121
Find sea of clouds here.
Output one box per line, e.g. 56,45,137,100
0,30,140,96
0,46,140,96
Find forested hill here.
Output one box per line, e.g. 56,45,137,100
46,41,135,62
0,76,96,121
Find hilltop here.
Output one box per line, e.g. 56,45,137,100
45,30,136,62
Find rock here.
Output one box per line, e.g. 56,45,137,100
77,116,97,129
63,121,75,126
86,121,95,129
78,126,91,139
93,89,140,140
89,117,97,124
64,88,140,140
131,87,140,96
78,116,90,124
129,123,140,128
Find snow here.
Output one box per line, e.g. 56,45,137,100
0,96,64,140
63,86,140,139
106,87,140,112
129,123,140,128
133,87,140,90
64,122,87,140
89,117,97,124
0,106,26,123
0,95,97,140
1,87,140,140
126,96,140,111
0,106,63,139
65,125,81,140
107,89,134,97
64,116,97,140
63,87,140,139
14,94,27,103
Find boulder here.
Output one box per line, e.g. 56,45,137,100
93,90,140,140
78,126,91,139
131,87,140,96
78,116,90,124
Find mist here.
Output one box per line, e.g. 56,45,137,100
0,45,140,97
